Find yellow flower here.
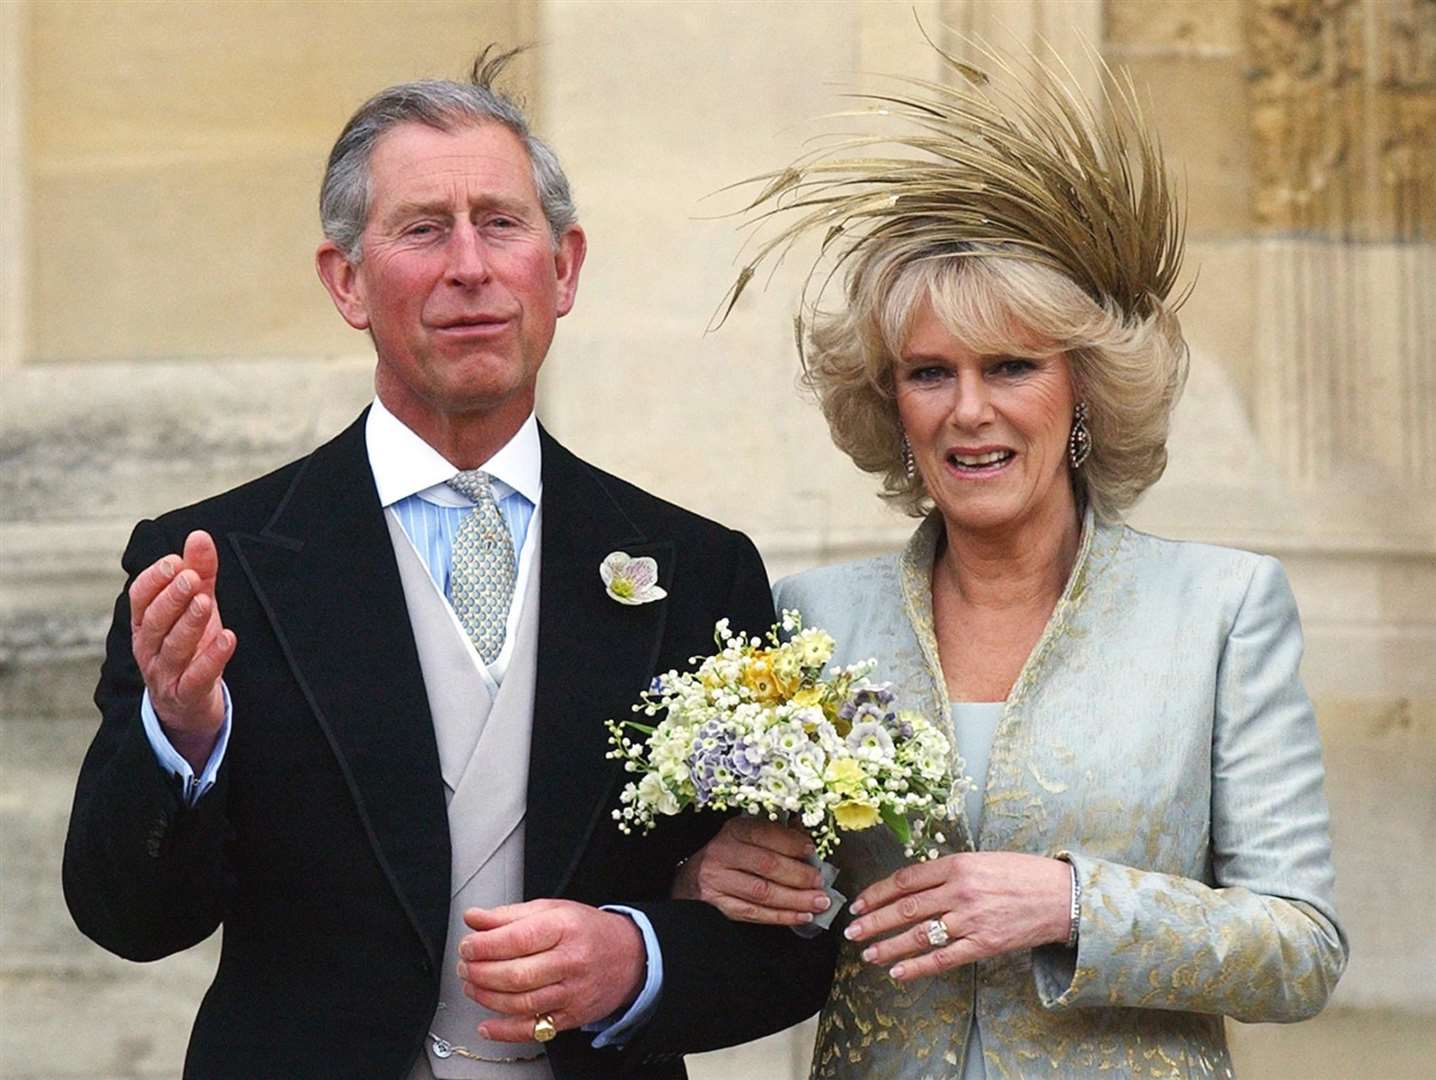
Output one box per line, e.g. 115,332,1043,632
833,799,881,830
797,629,835,667
742,653,782,704
771,650,802,696
791,685,823,709
824,757,865,796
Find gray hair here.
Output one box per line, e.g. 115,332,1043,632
319,45,576,260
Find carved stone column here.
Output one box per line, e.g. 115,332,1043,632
1246,0,1435,488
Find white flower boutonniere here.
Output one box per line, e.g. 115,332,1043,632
601,551,667,606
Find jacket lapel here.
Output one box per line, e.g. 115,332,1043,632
227,411,451,970
525,430,673,899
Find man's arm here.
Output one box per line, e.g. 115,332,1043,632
63,521,236,960
139,684,232,805
606,528,838,1057
455,527,835,1058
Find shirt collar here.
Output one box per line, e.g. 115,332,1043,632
365,397,543,509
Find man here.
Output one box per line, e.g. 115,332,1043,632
63,48,833,1080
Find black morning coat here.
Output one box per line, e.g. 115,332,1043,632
64,411,837,1079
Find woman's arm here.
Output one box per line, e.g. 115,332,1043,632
622,529,837,1058
672,816,831,927
1032,555,1349,1021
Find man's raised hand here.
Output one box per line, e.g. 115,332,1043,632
129,530,235,771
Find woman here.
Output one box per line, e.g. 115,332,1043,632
675,44,1347,1079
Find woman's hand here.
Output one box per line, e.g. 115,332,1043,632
672,817,832,927
844,852,1072,981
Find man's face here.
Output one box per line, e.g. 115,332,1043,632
318,121,585,444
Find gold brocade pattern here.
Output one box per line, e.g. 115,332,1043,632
802,513,1345,1079
813,946,975,1080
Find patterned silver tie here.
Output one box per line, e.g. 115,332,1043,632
445,470,516,664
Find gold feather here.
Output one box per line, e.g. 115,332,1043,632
714,33,1186,330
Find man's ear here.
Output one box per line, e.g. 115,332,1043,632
315,241,371,330
553,225,587,319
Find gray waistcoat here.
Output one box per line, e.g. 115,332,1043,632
387,513,554,1080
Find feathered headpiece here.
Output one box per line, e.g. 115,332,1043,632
716,30,1187,341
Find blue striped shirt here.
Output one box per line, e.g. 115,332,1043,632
388,483,535,598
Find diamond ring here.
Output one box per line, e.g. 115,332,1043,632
533,1014,558,1043
925,917,950,948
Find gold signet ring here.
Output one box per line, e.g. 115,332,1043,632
533,1014,558,1043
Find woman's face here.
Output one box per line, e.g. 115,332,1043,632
895,297,1078,540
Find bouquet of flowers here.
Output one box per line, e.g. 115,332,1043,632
607,610,964,859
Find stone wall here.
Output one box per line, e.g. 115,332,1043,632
2,1,1430,1077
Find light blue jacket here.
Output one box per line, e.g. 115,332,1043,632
775,511,1348,1079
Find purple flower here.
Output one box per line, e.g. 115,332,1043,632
852,683,896,710
695,719,732,745
849,701,887,728
691,751,736,805
729,738,763,779
840,682,898,726
689,724,743,805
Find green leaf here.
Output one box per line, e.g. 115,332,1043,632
880,804,911,846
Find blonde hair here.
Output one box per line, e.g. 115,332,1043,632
805,241,1188,521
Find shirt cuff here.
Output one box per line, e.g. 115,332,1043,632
140,683,232,805
584,906,663,1049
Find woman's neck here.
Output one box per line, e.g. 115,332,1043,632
935,497,1083,613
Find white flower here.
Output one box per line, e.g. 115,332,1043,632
600,551,668,605
761,770,800,808
847,720,895,762
638,772,681,816
772,721,809,757
791,744,827,788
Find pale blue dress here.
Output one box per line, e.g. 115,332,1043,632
950,702,1002,1080
773,509,1346,1079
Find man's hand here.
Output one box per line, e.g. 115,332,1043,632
456,900,645,1042
129,530,236,772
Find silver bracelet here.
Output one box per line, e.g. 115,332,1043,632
1057,852,1081,949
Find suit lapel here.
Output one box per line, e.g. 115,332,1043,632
228,411,450,969
525,430,673,899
